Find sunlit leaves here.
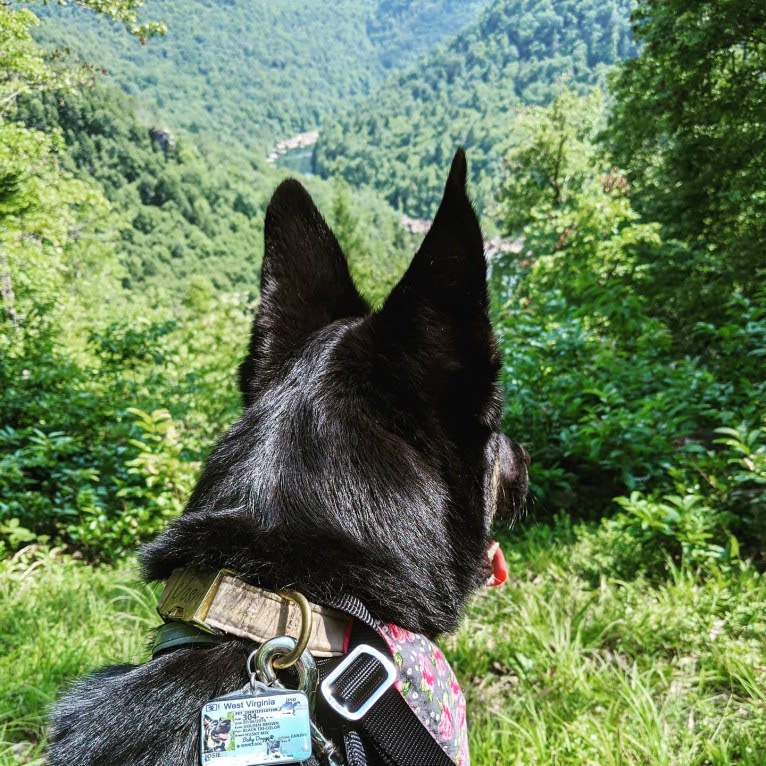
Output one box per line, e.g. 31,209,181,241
606,0,766,319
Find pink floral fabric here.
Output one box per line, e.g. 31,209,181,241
376,623,470,765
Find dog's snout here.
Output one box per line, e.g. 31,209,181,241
496,432,530,477
491,432,529,523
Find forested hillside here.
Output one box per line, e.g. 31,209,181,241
368,0,489,68
35,0,492,147
12,82,414,296
315,0,636,216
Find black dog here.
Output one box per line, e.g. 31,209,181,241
47,150,527,765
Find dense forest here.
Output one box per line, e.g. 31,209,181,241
34,0,492,146
315,0,637,216
2,1,766,763
11,84,415,296
368,0,489,69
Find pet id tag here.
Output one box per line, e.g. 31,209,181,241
200,683,312,765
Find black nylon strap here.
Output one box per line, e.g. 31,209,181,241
343,730,368,766
353,686,454,766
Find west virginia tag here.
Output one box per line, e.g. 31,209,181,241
200,686,312,765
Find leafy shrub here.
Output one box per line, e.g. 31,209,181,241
493,91,766,519
614,491,734,570
63,408,199,556
494,287,725,508
0,296,245,561
572,415,766,579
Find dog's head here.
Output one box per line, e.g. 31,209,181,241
202,715,231,751
143,150,527,634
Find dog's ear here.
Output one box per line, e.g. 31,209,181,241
239,180,369,403
375,149,498,428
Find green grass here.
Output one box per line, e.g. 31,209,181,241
1,521,765,766
0,549,159,766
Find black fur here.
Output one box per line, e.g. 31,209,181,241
48,150,528,765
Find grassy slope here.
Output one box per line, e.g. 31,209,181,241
2,525,764,766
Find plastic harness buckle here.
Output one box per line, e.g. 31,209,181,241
320,644,397,721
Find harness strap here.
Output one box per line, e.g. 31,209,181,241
316,610,456,766
343,731,368,766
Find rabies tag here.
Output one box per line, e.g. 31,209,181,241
200,687,312,765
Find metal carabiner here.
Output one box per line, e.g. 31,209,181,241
249,635,317,704
248,637,344,766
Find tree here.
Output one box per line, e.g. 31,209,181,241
606,0,766,325
497,89,660,337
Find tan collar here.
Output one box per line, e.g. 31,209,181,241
156,567,350,657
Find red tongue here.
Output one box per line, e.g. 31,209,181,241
488,543,508,587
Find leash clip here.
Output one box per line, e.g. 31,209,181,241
320,644,397,721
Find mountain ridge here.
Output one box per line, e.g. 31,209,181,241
314,0,637,217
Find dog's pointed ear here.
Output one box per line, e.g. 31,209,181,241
376,149,499,426
239,179,370,404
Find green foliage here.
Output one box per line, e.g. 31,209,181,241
499,89,606,231
493,89,766,534
368,0,489,69
714,422,766,532
328,182,412,306
570,414,766,581
0,6,51,100
0,113,110,327
495,287,725,504
15,85,268,293
496,92,700,503
89,407,198,554
606,0,766,334
0,294,250,560
32,0,491,148
615,491,733,571
315,0,636,217
13,82,416,298
38,0,166,40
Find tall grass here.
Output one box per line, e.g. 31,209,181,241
0,549,158,766
1,521,764,766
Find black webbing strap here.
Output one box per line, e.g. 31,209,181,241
343,730,367,766
346,686,454,766
315,600,455,766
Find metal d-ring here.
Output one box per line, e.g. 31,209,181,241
272,589,312,670
249,636,318,710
